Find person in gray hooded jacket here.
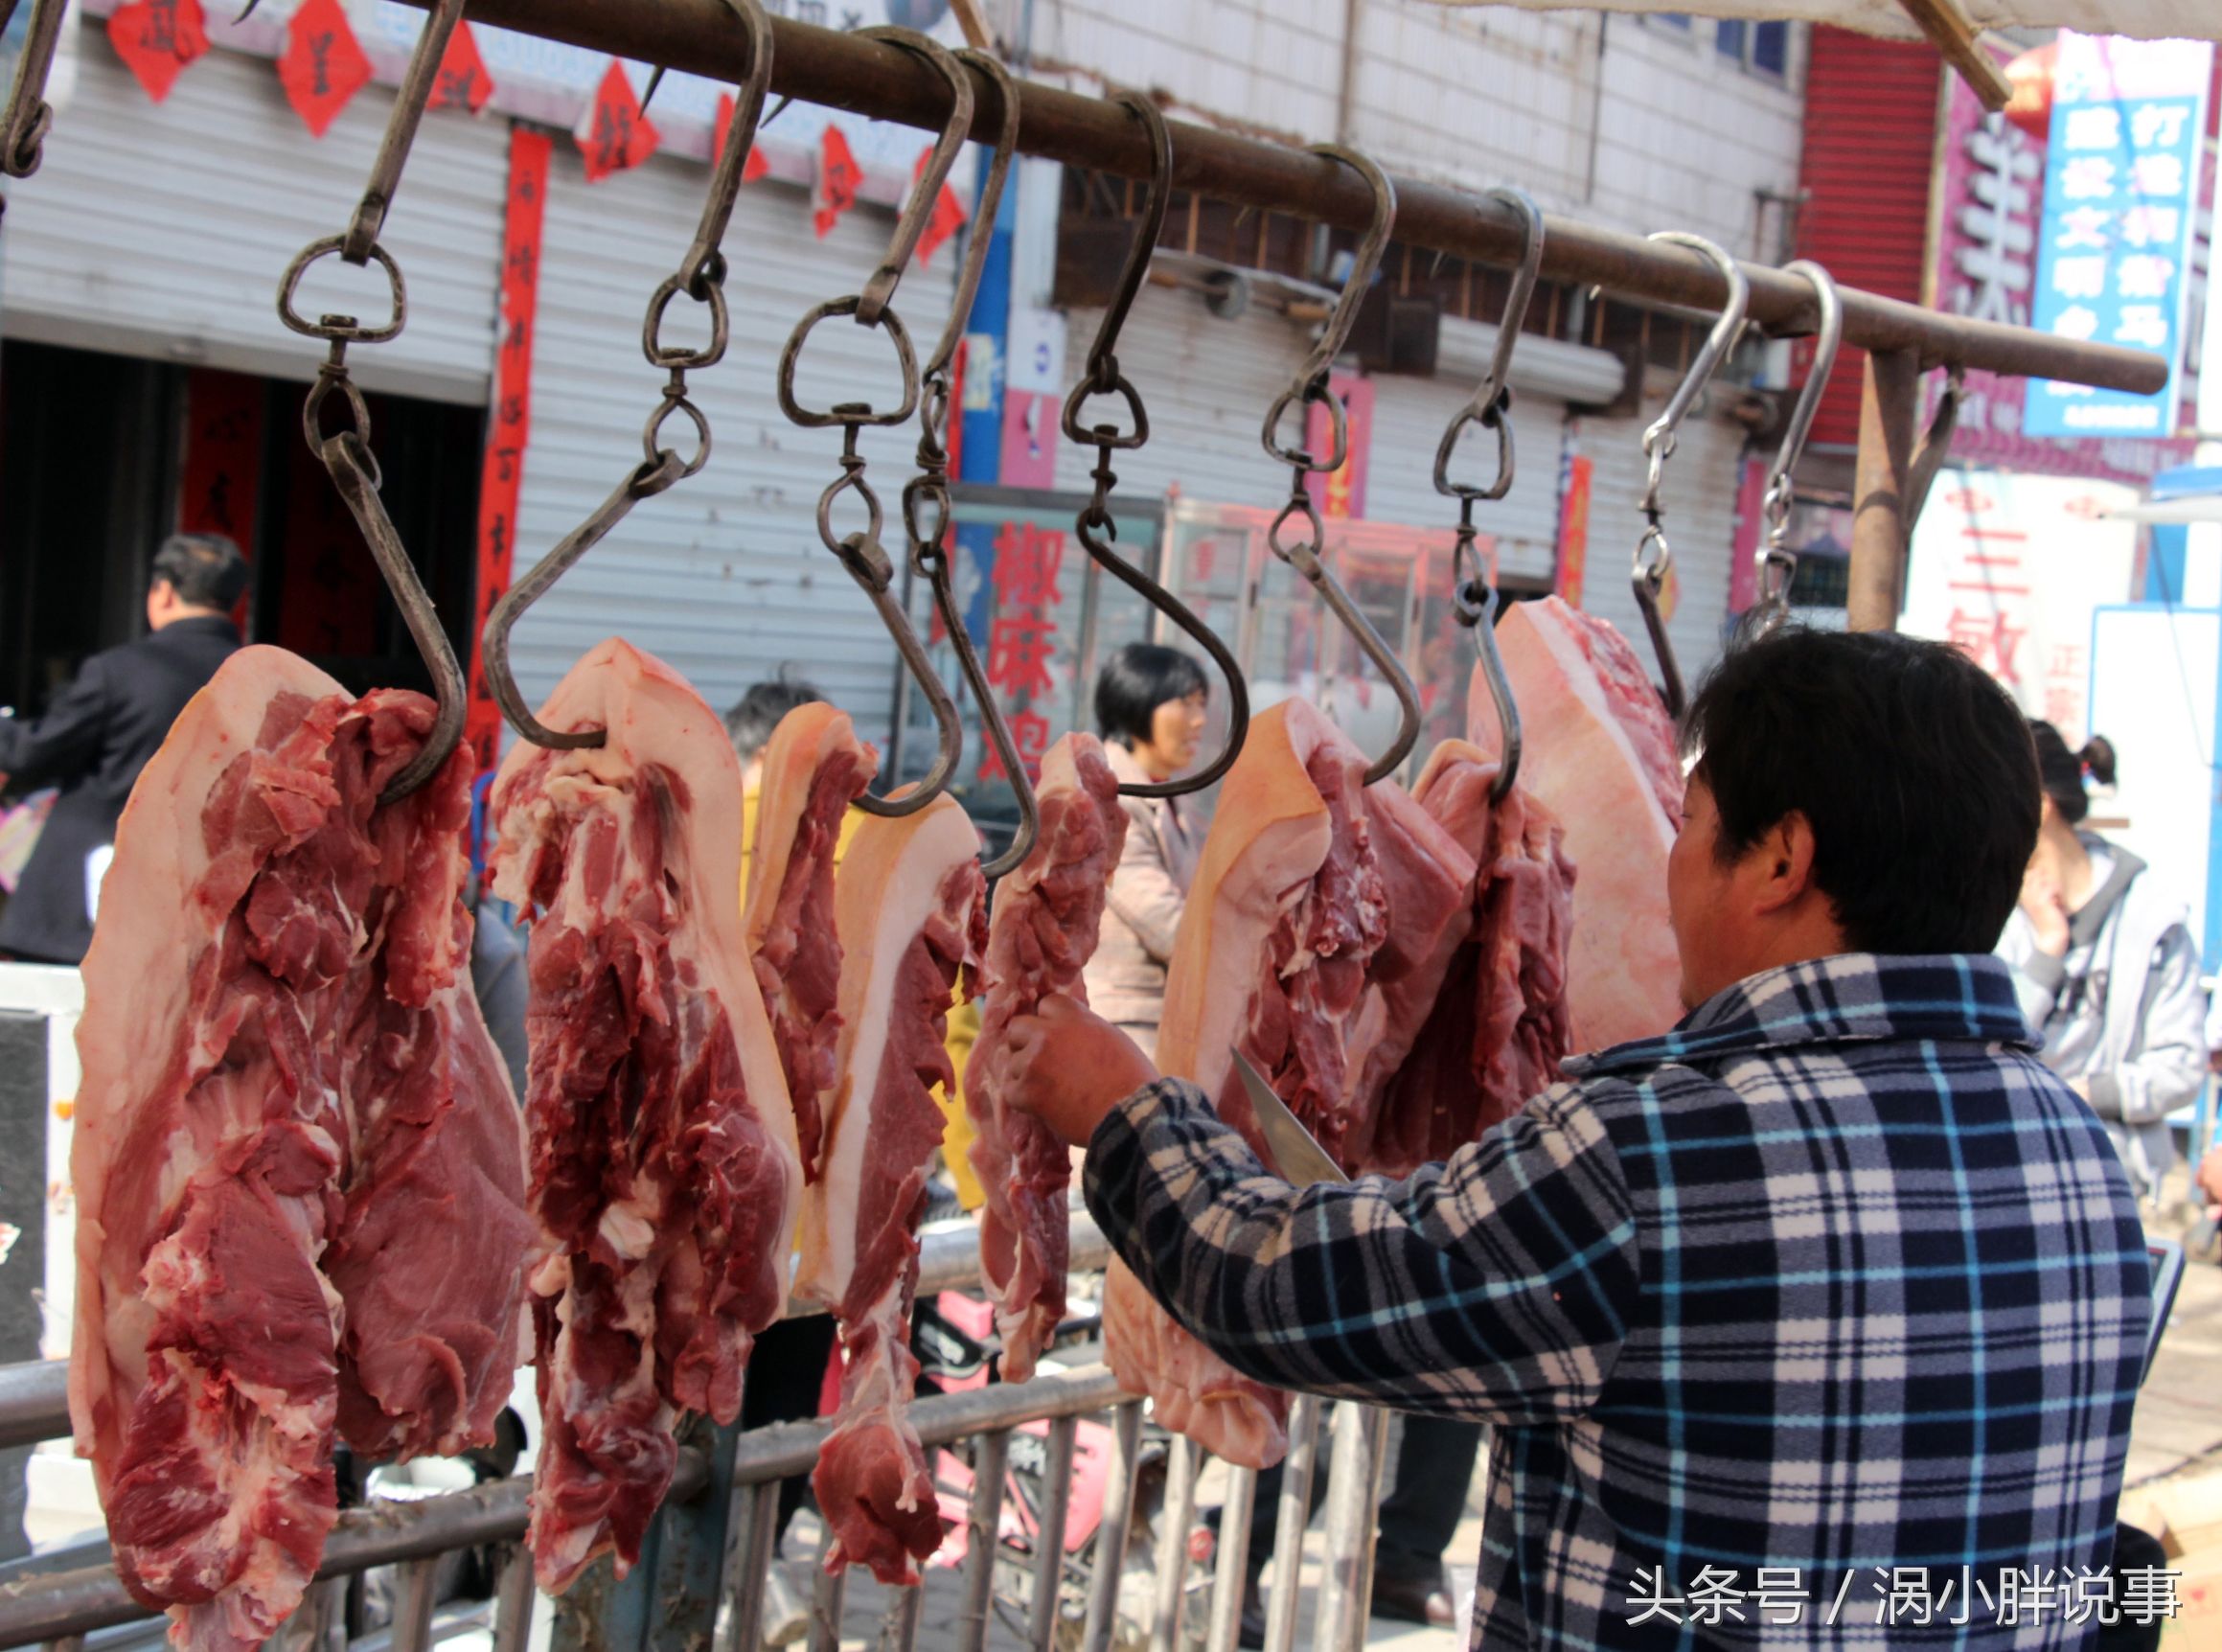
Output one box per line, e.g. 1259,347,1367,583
1998,721,2206,1201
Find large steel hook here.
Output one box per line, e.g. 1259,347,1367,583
481,0,772,751
276,0,471,801
1436,186,1542,803
0,0,67,184
1061,92,1248,801
1260,145,1418,787
778,29,970,818
1749,260,1843,638
1631,231,1749,721
897,46,1038,876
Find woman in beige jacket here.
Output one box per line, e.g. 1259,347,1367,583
1083,643,1209,1060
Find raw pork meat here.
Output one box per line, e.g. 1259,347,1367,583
1468,598,1684,1049
491,639,800,1593
70,647,530,1652
1355,742,1576,1177
797,792,986,1584
740,702,878,1181
966,734,1127,1384
1112,701,1470,1469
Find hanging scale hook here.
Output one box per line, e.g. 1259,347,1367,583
1060,91,1249,801
274,0,470,801
1260,144,1419,786
1750,259,1843,638
1630,231,1749,721
1437,186,1543,802
480,0,772,751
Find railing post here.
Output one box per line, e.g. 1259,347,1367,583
1202,1465,1257,1652
1144,1435,1200,1652
1028,1415,1080,1652
1262,1397,1323,1652
1846,346,1923,632
956,1429,1012,1652
1080,1402,1145,1652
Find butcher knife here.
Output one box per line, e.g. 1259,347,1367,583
1230,1049,1350,1188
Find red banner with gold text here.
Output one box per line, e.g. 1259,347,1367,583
465,125,551,775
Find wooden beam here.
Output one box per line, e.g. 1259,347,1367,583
1897,0,2013,112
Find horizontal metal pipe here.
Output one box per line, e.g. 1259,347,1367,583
0,1213,1111,1451
402,0,2159,392
0,1453,712,1647
729,1362,1130,1483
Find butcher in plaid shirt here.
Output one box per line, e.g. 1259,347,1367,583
1002,630,2152,1649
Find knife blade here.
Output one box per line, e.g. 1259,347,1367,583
1230,1048,1350,1187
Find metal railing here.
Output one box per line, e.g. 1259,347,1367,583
0,1218,1407,1652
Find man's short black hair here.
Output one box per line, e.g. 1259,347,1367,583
1683,628,2039,955
723,671,823,762
1094,643,1207,746
149,533,248,610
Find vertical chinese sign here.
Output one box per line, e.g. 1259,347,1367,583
1554,453,1592,607
1929,39,2203,482
466,126,551,775
977,520,1064,784
1902,466,2137,744
1304,374,1373,520
2026,34,2213,438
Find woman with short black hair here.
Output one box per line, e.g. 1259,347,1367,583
1998,720,2205,1202
1082,643,1210,1059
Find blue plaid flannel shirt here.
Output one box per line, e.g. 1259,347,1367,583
1085,953,2151,1649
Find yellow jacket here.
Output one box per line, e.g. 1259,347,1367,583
742,784,983,1212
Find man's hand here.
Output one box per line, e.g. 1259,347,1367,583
2019,860,2071,955
999,995,1159,1149
2196,1146,2222,1218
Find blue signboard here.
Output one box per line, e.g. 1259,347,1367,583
2027,34,2212,439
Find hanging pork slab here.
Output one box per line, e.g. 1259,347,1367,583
798,790,986,1583
70,647,531,1652
491,639,800,1593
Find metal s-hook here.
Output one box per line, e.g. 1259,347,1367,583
897,50,1040,877
1630,231,1750,721
1437,186,1543,803
1260,145,1418,787
0,0,67,182
1905,363,1965,536
481,0,772,752
779,29,971,819
275,0,470,801
1750,259,1843,638
1061,92,1249,801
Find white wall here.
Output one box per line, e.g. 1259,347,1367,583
1018,0,1806,254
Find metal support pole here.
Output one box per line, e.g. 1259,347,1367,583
377,0,2162,395
1311,1404,1381,1652
1145,1436,1200,1652
806,1520,848,1652
1080,1401,1144,1652
879,1586,925,1652
1262,1397,1323,1652
1029,1416,1080,1652
386,1557,442,1652
720,1481,782,1652
1344,1411,1392,1652
957,1430,1012,1652
492,1549,536,1652
1846,347,1924,633
1203,1465,1258,1652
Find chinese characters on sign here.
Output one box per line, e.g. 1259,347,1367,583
577,58,659,183
2027,34,2213,438
1902,467,2137,746
1929,44,2200,484
1625,1564,2181,1630
976,521,1065,785
465,126,553,775
278,0,372,138
107,0,211,104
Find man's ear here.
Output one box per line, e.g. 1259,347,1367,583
1748,809,1819,916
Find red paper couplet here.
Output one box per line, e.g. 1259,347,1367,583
430,19,495,114
578,59,659,183
911,145,969,267
465,126,554,776
813,125,862,239
107,0,211,104
713,92,770,182
278,0,372,138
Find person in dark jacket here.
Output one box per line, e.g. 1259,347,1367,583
0,533,245,964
